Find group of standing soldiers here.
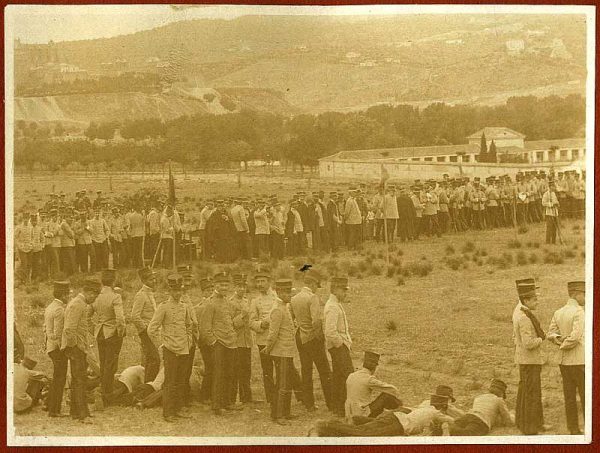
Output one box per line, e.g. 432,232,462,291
14,169,585,278
37,264,357,426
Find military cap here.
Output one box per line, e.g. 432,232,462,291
274,279,293,290
489,379,508,398
213,271,229,283
101,268,117,281
53,280,70,292
433,384,456,402
567,281,585,293
516,278,539,297
363,351,380,369
138,267,156,281
177,264,193,276
199,277,214,290
167,273,184,289
232,273,248,285
253,265,271,280
83,278,102,292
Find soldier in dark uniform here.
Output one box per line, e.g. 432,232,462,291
396,185,416,242
205,200,236,263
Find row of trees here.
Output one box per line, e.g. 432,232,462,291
14,94,585,172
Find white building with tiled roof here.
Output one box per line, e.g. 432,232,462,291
318,127,586,180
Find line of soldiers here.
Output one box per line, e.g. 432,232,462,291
14,169,585,279
16,266,585,436
20,265,359,426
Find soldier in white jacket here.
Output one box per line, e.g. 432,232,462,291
548,281,585,435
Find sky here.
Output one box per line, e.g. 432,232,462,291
6,4,586,44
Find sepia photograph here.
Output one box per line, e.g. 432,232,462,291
4,3,594,446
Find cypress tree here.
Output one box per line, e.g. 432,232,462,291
488,140,497,163
478,132,488,162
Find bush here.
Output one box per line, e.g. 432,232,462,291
508,240,522,249
396,249,404,256
479,249,488,257
28,313,43,328
517,226,529,234
406,260,433,277
529,253,539,264
348,264,359,277
370,261,384,276
386,266,396,278
389,244,397,252
385,320,398,331
516,251,528,266
445,245,455,255
397,276,406,285
561,249,576,259
544,252,564,265
462,241,475,253
445,257,463,271
358,260,369,272
502,252,514,265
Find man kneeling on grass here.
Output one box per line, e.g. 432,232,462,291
313,394,454,436
450,379,514,436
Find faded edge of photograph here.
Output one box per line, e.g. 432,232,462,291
4,3,595,447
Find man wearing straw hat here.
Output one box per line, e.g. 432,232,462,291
548,281,586,435
512,278,548,435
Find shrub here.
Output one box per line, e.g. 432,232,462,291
389,244,397,252
338,260,352,273
396,249,404,256
28,313,43,328
397,276,406,286
516,251,528,266
479,249,488,257
385,320,398,331
517,226,529,234
562,249,576,259
370,261,384,276
445,245,455,255
358,260,369,272
446,257,463,271
386,266,396,278
348,264,359,277
462,241,475,253
529,253,539,264
508,240,522,249
502,252,514,265
406,260,433,277
377,252,384,259
544,252,564,265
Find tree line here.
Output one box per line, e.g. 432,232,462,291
14,94,585,173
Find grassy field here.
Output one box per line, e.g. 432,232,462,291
11,174,587,438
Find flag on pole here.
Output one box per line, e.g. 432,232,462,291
168,161,176,207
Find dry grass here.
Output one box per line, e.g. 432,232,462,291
11,175,587,437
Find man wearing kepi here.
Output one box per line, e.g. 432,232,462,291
200,272,239,415
147,273,194,422
250,266,278,403
61,278,102,423
91,269,126,403
324,275,354,417
548,281,585,435
130,267,160,382
345,351,401,423
512,277,547,435
266,279,302,425
450,379,514,436
290,268,333,412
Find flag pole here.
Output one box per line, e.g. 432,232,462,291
170,160,177,271
381,164,390,268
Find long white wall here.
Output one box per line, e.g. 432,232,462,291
319,159,584,181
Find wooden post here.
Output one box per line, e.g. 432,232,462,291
383,183,389,267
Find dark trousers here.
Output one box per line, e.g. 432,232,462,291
130,236,143,268
367,391,403,418
258,345,276,403
236,231,251,259
347,224,361,249
375,219,384,242
546,216,557,244
318,411,404,437
76,243,93,273
385,219,396,242
559,365,585,433
198,343,214,402
256,234,270,257
47,349,68,415
232,347,252,403
163,347,187,418
105,381,133,406
270,356,302,420
329,344,354,416
97,331,123,398
297,333,333,410
182,344,196,405
450,413,490,436
516,364,544,435
69,347,90,420
30,251,42,281
319,226,330,252
60,246,77,276
139,330,160,383
212,342,235,411
45,246,60,278
271,234,284,260
93,240,109,269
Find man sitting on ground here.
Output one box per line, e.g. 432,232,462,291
450,379,514,436
14,357,47,414
345,351,402,423
313,393,454,436
104,365,145,406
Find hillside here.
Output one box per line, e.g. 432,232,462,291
14,14,587,119
14,88,297,126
